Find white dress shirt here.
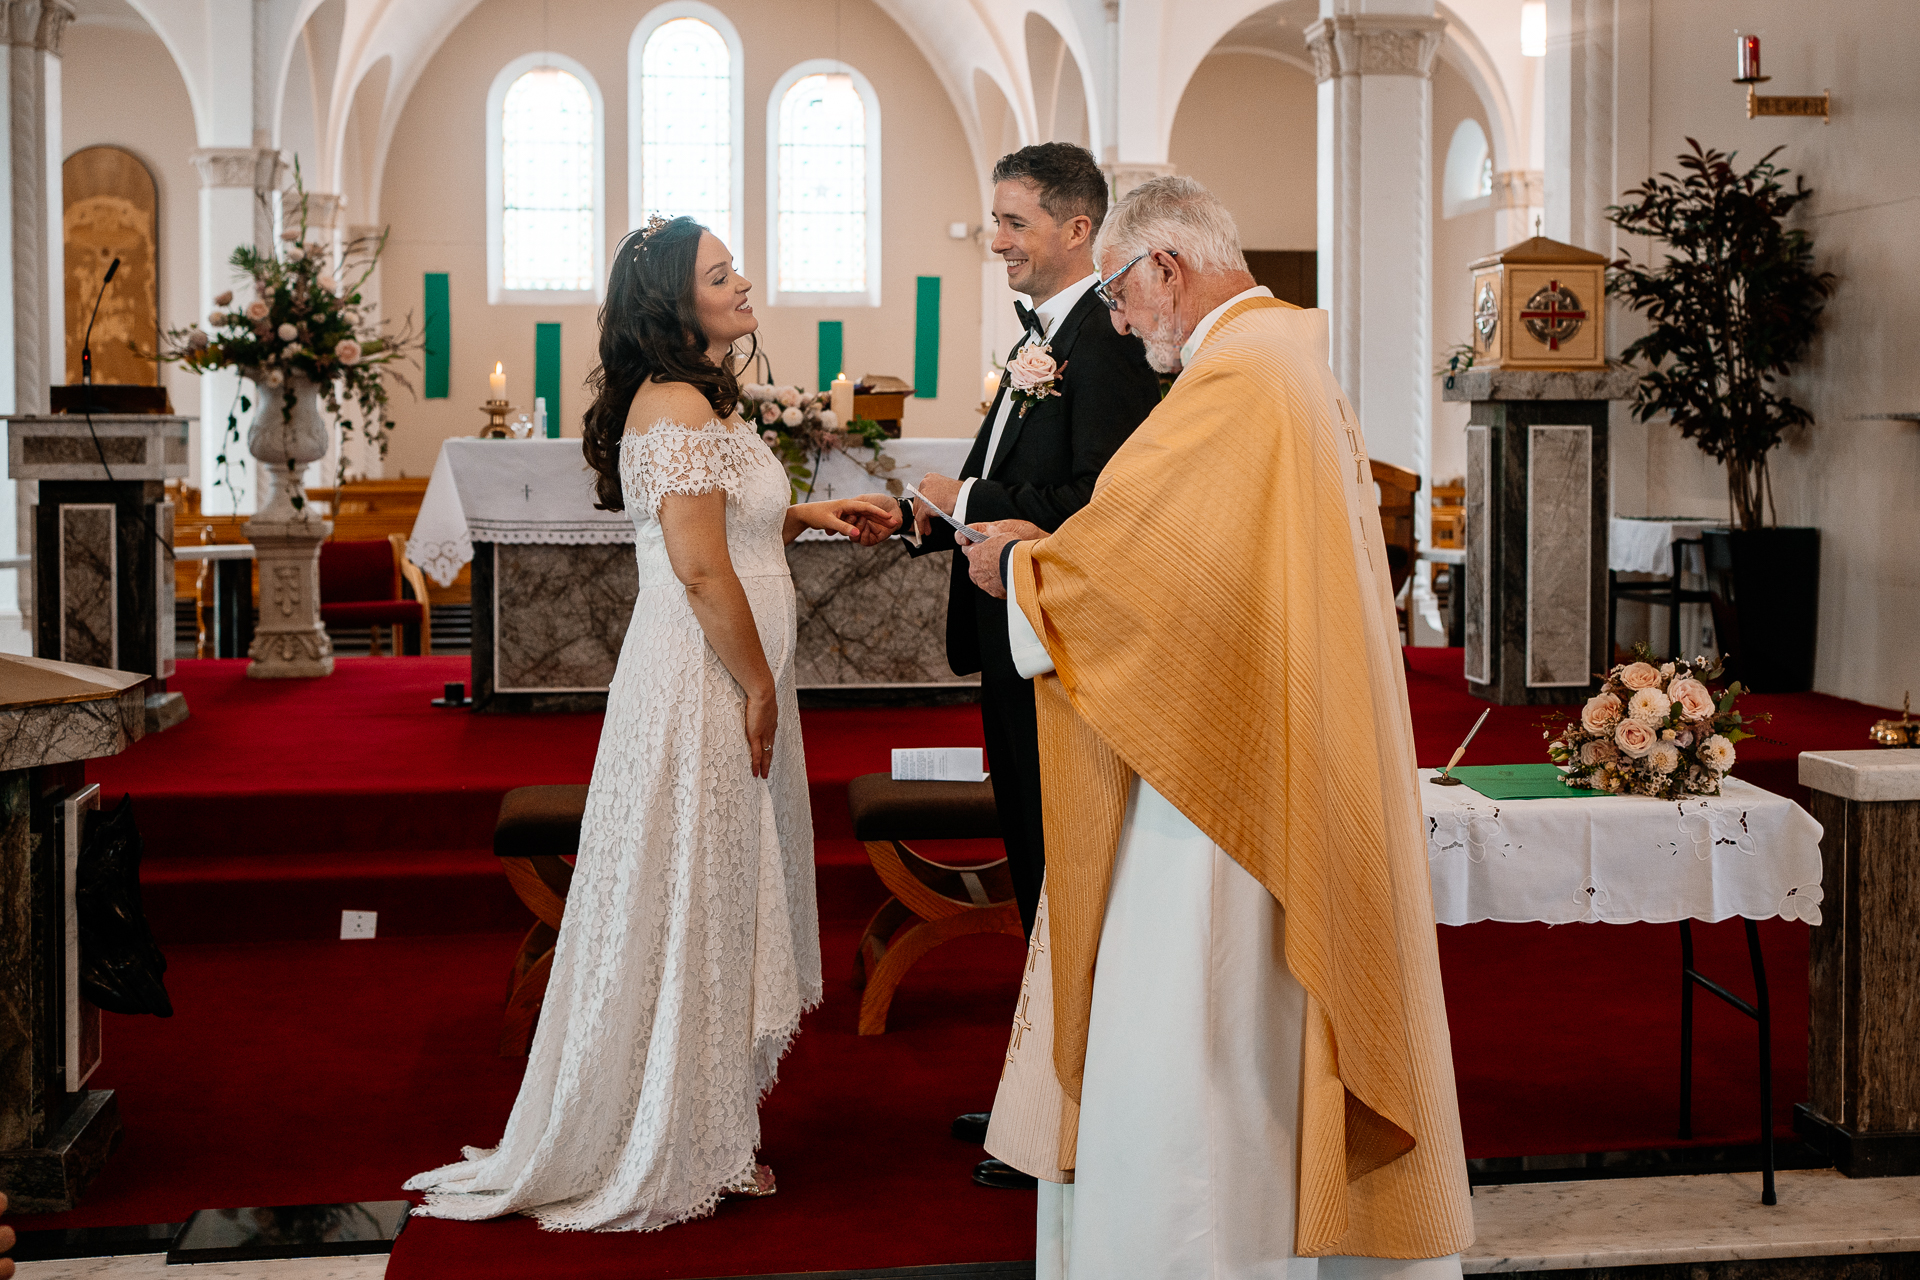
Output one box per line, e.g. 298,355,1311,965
953,271,1102,526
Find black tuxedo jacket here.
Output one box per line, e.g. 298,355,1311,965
913,286,1161,682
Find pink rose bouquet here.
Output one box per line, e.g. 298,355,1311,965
1547,649,1757,798
735,381,895,503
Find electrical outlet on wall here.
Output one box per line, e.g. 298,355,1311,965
340,910,378,940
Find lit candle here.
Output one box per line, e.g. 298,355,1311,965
983,369,1001,405
830,372,854,424
1736,32,1761,80
489,362,506,401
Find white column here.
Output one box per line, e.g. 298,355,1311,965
1543,0,1616,253
1308,5,1443,641
190,147,285,515
1,0,73,649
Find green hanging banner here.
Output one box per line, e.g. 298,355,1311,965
423,273,450,399
913,276,940,398
817,320,843,396
534,323,561,436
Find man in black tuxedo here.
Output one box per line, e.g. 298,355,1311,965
906,143,1160,1187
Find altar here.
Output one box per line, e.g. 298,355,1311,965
408,436,973,712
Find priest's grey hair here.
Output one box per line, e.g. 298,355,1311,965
1094,175,1249,277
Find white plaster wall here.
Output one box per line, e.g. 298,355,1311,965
374,0,988,479
1430,54,1496,489
1625,0,1920,706
60,20,204,436
1167,53,1317,252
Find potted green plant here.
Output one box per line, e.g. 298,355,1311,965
1605,140,1834,692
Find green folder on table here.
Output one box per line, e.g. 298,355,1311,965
1435,763,1610,800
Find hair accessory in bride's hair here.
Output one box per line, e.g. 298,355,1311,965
633,214,673,256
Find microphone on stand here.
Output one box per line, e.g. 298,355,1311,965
79,257,122,481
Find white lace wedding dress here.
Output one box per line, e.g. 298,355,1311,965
406,418,821,1232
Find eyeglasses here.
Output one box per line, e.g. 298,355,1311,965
1093,249,1177,311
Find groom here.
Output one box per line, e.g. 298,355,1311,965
907,142,1159,1188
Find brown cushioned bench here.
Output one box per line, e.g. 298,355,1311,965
845,772,1021,1035
493,784,589,1056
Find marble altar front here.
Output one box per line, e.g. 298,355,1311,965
410,437,973,711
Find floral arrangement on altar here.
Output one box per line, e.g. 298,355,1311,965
737,381,896,503
1547,650,1756,799
160,170,419,493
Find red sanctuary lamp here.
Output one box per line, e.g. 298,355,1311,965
1732,29,1831,121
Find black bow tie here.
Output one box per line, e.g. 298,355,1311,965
1015,300,1038,336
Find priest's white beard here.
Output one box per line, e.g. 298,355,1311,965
1132,284,1187,373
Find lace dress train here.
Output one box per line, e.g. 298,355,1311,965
405,419,821,1232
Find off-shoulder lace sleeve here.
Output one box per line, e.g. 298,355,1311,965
622,420,761,518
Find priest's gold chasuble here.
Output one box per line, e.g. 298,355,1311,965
988,298,1475,1259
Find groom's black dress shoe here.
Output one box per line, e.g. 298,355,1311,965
951,1112,990,1144
972,1158,1038,1190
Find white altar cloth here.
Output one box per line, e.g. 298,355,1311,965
406,436,973,587
1422,773,1824,927
1609,516,1721,575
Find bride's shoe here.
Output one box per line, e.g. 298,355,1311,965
720,1163,776,1198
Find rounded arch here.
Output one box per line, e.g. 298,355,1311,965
1023,11,1091,149
1442,117,1493,218
628,1,745,261
484,51,607,304
764,59,883,308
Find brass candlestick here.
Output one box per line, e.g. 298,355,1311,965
1870,692,1917,748
479,399,516,439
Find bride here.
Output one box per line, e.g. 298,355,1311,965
406,216,900,1231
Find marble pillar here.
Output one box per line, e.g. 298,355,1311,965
1307,5,1445,640
1445,368,1634,705
1797,750,1920,1178
0,655,144,1213
244,511,332,678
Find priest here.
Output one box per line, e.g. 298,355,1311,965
962,176,1475,1278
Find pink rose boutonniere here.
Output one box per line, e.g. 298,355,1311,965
1007,340,1065,417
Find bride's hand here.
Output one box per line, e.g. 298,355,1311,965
745,688,778,779
790,497,900,543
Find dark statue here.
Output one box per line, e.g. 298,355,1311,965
76,794,172,1017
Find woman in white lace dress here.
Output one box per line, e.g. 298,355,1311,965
407,217,900,1231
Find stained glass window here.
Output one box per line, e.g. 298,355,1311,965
776,73,868,294
501,68,595,292
639,18,731,240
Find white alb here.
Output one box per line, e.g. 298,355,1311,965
406,418,821,1231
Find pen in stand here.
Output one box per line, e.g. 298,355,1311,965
1431,708,1491,786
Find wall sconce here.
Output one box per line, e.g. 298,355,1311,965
1734,32,1831,122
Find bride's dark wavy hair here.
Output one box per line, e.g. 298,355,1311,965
581,217,756,510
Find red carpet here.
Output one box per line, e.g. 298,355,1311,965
21,653,1889,1276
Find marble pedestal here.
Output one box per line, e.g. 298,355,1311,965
5,416,191,688
244,514,334,678
0,656,147,1212
1795,750,1920,1177
467,538,968,714
1443,370,1636,706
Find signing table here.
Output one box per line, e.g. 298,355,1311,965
1423,769,1825,1203
407,436,972,711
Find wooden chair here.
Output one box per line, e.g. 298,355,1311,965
1371,459,1420,640
493,784,587,1057
317,535,432,655
846,773,1023,1035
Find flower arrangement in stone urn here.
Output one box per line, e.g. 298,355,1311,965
161,185,419,521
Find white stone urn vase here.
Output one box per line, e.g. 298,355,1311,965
245,372,331,523
242,371,335,678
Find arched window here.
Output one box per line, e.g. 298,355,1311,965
486,53,606,304
767,61,882,306
1442,117,1493,220
630,4,744,257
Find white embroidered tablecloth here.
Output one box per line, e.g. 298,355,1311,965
405,436,974,587
1422,773,1825,926
1608,516,1721,575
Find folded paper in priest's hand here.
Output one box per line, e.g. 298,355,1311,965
890,747,988,782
